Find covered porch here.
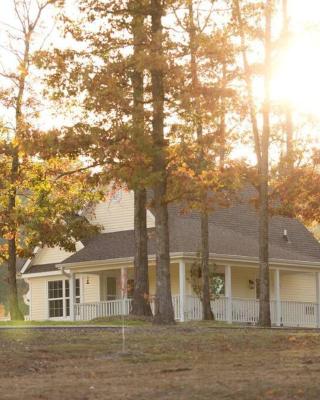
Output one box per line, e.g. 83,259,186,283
64,258,320,327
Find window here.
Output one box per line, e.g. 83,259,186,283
48,279,80,318
48,281,63,318
106,277,117,300
65,279,81,317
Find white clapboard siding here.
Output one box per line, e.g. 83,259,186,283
87,190,155,233
231,267,258,299
280,271,316,302
28,277,48,320
32,247,73,265
82,274,100,303
32,242,84,266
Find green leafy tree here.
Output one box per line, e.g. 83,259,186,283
0,0,101,320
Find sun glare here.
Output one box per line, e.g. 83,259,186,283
271,32,320,115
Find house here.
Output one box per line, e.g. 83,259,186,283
20,188,320,327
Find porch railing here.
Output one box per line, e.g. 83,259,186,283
280,300,317,327
75,298,132,321
74,296,319,327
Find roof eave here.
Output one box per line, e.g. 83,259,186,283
57,251,320,270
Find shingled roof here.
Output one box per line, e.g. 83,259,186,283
24,193,320,274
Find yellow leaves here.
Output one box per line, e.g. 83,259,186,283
17,63,29,78
176,163,195,178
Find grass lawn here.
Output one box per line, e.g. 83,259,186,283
1,322,320,399
0,317,151,327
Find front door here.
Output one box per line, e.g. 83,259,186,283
106,277,117,300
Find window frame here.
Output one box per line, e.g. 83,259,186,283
48,278,81,319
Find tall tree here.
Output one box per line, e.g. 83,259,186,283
233,0,273,326
37,0,166,318
0,0,53,320
259,0,272,327
168,0,241,319
281,0,294,169
150,0,175,324
0,0,101,320
130,0,152,316
187,0,213,320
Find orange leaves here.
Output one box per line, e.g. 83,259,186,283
272,153,320,224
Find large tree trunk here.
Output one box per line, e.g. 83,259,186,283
188,0,213,320
258,171,271,326
200,211,214,319
7,153,24,321
6,38,27,321
219,62,227,169
258,0,272,327
234,0,271,326
130,0,152,317
7,237,24,320
282,0,294,169
150,0,175,325
132,188,152,316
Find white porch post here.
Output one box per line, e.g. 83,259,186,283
69,272,76,322
179,260,186,322
225,265,232,324
120,267,128,298
316,272,320,328
274,268,281,326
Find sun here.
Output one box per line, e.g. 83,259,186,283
271,31,320,116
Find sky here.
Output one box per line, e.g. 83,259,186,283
0,0,320,136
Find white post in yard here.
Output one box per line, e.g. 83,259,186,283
274,268,281,326
316,272,320,328
179,260,186,322
69,272,76,322
225,265,232,324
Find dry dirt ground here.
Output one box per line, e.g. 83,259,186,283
1,324,320,400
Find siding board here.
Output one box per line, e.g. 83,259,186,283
87,190,155,233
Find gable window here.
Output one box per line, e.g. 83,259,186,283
48,279,80,318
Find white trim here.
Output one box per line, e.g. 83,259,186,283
179,260,186,322
23,271,63,279
274,269,281,326
58,252,320,270
29,280,32,320
46,277,80,320
45,277,49,319
22,251,320,279
225,265,232,324
20,240,84,276
80,276,84,303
